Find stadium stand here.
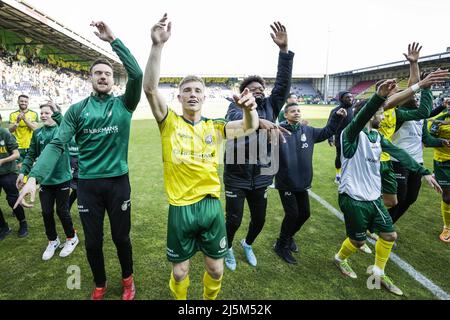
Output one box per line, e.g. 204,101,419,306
349,80,377,96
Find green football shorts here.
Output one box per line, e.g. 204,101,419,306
339,193,395,241
166,196,228,262
434,160,450,187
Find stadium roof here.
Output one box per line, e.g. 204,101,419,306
331,51,450,77
0,0,125,76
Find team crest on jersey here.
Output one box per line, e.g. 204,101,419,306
301,134,307,142
0,140,4,146
205,134,213,145
219,236,227,249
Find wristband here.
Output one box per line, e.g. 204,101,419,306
410,83,420,93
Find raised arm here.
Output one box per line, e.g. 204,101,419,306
268,21,294,117
312,108,347,143
382,43,421,110
143,13,171,122
91,21,143,112
405,42,422,87
383,69,450,111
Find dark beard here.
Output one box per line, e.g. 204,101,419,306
255,96,264,105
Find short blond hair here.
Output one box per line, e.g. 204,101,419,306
179,75,205,90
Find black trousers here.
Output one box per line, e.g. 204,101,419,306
335,140,342,170
69,188,77,211
0,173,26,228
388,161,423,223
225,187,267,247
278,190,310,244
39,181,74,240
78,174,133,287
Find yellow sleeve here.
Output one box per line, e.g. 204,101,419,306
31,111,39,122
213,118,228,139
9,112,17,124
158,108,176,134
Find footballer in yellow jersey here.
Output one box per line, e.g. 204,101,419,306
159,109,227,206
144,13,259,301
8,95,39,164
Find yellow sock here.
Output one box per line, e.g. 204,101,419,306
336,168,341,175
441,201,450,228
203,272,222,300
375,238,395,271
169,272,189,300
337,238,358,260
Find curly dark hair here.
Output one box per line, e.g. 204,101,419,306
239,75,265,93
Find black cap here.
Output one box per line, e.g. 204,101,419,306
338,91,351,102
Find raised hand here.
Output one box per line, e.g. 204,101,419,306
419,69,450,89
403,42,422,63
376,79,397,97
90,21,116,43
152,13,172,46
233,88,257,112
270,21,288,53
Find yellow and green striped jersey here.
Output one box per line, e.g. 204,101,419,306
379,108,397,161
9,109,39,149
159,109,227,206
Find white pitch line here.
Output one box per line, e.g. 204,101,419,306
308,190,450,300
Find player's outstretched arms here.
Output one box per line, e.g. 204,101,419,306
143,13,171,122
